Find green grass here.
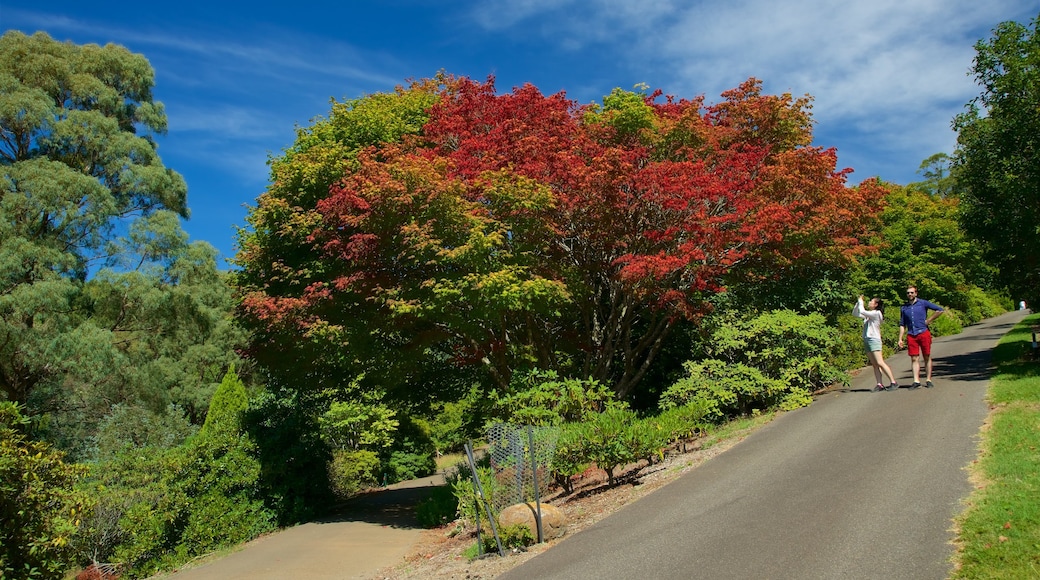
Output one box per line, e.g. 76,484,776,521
952,313,1040,579
435,451,466,472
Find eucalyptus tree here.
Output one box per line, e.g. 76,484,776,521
0,31,242,457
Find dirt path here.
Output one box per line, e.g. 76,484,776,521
156,475,445,580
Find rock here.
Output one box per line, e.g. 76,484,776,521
498,502,567,540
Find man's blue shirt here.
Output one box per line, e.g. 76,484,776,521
900,299,943,336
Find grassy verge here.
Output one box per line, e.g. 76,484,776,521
952,313,1040,578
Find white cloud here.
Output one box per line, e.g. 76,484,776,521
467,0,1036,182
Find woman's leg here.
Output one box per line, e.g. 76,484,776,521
868,350,896,385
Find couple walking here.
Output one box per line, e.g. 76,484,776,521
853,285,945,392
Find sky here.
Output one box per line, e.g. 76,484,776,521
3,1,1038,267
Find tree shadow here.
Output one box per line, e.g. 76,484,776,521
314,483,443,529
930,350,994,383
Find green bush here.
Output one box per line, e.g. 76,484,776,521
83,369,276,578
478,522,535,555
415,486,459,528
87,447,187,578
655,401,711,449
244,387,333,526
422,393,485,455
380,415,436,483
449,460,508,528
660,360,785,420
385,450,436,482
627,415,671,466
1,402,89,580
491,369,622,426
328,449,381,499
548,422,590,494
92,403,198,462
931,307,964,337
663,310,847,423
582,407,638,486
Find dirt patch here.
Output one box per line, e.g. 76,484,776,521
370,430,755,579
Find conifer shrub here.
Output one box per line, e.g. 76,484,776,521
78,369,275,578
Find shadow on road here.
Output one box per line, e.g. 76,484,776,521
311,483,442,529
931,350,993,383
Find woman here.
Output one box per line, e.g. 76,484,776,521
853,295,898,392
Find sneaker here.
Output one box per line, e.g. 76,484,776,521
909,382,921,390
925,380,934,388
888,382,899,391
873,383,885,392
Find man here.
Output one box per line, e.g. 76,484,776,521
897,286,945,389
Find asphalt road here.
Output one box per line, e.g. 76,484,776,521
500,309,1029,580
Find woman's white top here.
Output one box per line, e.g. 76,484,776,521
853,297,883,341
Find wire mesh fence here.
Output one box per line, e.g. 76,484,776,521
485,422,559,512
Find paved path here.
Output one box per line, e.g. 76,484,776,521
500,310,1028,580
158,475,444,580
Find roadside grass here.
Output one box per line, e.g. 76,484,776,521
435,451,466,473
952,313,1040,579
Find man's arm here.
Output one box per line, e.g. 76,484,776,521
926,300,944,326
926,308,943,326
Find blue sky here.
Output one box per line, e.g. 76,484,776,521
4,1,1037,267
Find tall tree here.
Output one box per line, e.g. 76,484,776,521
913,152,956,198
237,76,883,402
953,14,1040,307
852,180,1001,320
0,31,241,455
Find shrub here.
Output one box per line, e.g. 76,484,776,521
328,449,381,499
660,360,785,420
931,307,964,337
663,310,847,423
415,486,459,528
655,401,711,450
243,387,333,525
627,415,671,466
380,415,436,483
449,460,507,528
319,400,397,451
385,450,436,482
548,422,590,494
422,393,485,455
1,402,89,580
86,369,276,578
582,407,638,486
492,369,622,426
92,404,197,462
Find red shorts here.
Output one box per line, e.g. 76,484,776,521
907,330,932,356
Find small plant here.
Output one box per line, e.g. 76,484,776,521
415,486,459,528
465,523,535,559
549,422,589,494
449,460,506,528
583,407,638,486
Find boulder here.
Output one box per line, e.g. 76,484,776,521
498,502,567,540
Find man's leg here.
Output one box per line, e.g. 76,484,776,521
921,331,934,386
909,354,921,383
